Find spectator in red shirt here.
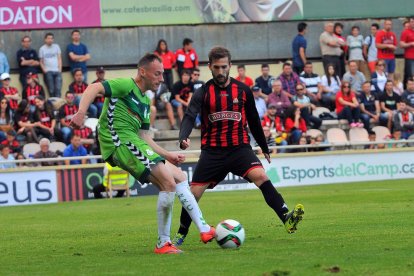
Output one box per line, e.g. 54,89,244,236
235,65,254,88
336,81,362,128
376,19,398,80
58,91,78,144
175,38,198,79
22,73,45,111
262,104,284,133
284,105,307,145
1,130,21,156
400,17,414,87
14,99,36,142
334,22,348,78
33,95,56,141
155,39,176,91
0,73,20,110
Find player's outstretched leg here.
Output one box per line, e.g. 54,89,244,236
165,163,215,246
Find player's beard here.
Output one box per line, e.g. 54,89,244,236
213,73,229,86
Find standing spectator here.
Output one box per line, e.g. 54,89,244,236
293,83,321,129
400,17,414,87
175,38,198,78
235,65,254,87
91,67,106,116
335,81,362,128
380,80,401,130
284,106,307,145
393,101,414,139
154,39,176,91
300,61,322,104
0,73,20,110
402,77,414,112
16,36,40,88
0,98,14,141
334,22,347,78
363,23,380,74
343,60,366,94
14,100,36,143
321,64,341,111
359,81,380,130
278,62,301,98
22,73,45,111
1,130,21,156
347,26,369,78
33,96,56,141
267,79,291,117
292,22,307,75
69,69,97,118
376,19,398,80
252,86,267,119
59,91,78,144
63,134,88,165
0,145,16,169
0,46,10,82
371,59,388,95
67,30,90,81
33,138,59,166
255,64,273,95
320,22,343,77
170,70,193,122
39,32,62,98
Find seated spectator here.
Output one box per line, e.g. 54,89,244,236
91,67,106,116
267,79,291,117
321,64,341,111
359,81,380,131
380,80,401,130
284,106,307,144
70,69,98,118
255,126,277,155
92,163,128,199
14,99,36,142
73,122,95,152
33,138,60,166
235,65,254,87
15,152,28,168
146,89,158,132
153,82,177,130
58,91,78,144
262,104,284,134
299,61,322,104
0,98,14,141
0,73,20,110
278,62,301,98
402,78,414,112
371,60,388,95
252,86,267,119
191,68,204,128
170,70,193,122
1,130,21,156
22,73,45,111
343,60,366,95
336,81,362,128
308,134,328,152
365,130,379,149
255,64,273,95
393,101,414,139
293,83,321,129
392,73,404,96
33,95,57,141
63,134,88,165
0,144,16,169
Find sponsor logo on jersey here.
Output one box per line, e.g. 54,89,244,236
146,149,154,156
233,98,239,104
208,111,241,122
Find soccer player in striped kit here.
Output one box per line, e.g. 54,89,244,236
173,46,304,246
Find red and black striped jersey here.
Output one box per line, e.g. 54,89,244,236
74,126,93,149
59,104,78,124
179,78,269,153
92,79,105,103
0,87,19,110
22,84,44,105
68,81,88,94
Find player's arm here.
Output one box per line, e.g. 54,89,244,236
245,90,270,155
179,86,203,149
70,82,104,128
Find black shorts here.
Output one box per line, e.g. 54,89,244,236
191,145,263,189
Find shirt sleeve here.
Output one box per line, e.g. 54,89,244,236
102,78,132,98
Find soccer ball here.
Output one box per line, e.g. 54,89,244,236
215,219,245,249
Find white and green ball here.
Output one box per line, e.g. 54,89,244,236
215,219,245,249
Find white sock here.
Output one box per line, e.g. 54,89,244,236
156,191,175,248
176,181,210,233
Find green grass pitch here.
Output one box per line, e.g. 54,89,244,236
1,179,413,275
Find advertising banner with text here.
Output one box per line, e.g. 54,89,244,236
0,0,101,30
0,170,57,207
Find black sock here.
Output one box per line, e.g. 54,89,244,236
259,180,289,223
178,207,192,235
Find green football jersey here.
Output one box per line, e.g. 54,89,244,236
98,78,151,160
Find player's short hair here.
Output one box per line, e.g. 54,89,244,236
208,46,231,63
137,53,162,69
237,64,245,70
297,22,307,32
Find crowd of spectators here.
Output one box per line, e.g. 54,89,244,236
2,17,414,167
